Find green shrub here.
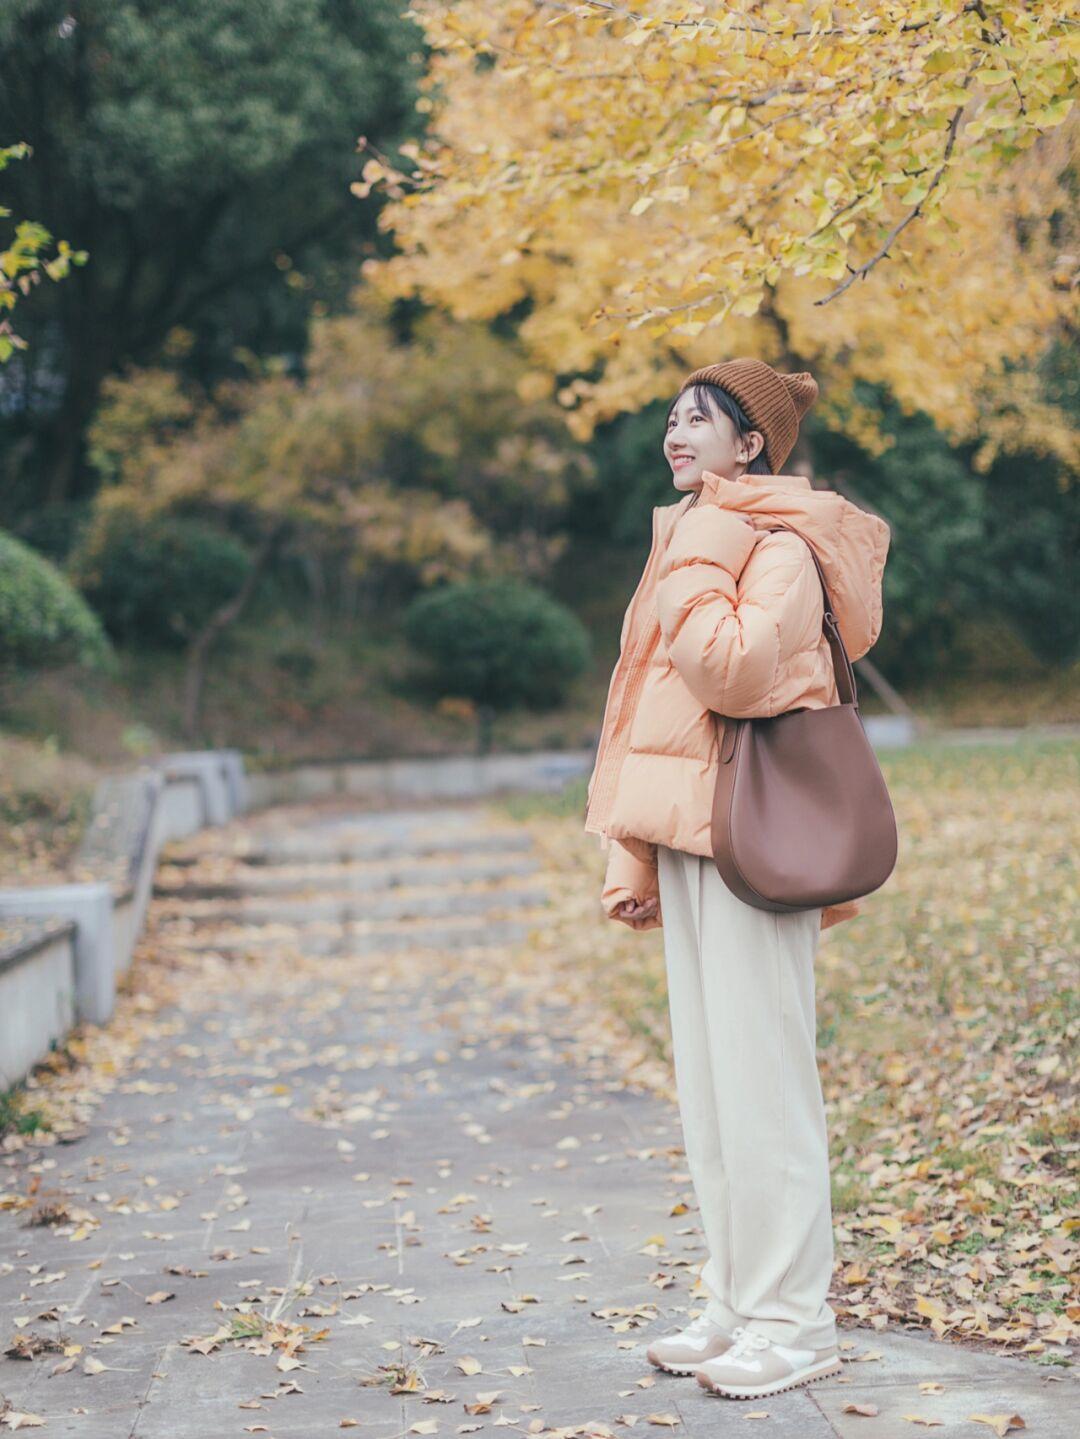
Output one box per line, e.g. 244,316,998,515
14,502,92,564
71,508,253,649
0,529,110,672
403,578,591,711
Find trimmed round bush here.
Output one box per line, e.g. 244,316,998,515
71,508,253,649
0,529,110,671
403,578,591,710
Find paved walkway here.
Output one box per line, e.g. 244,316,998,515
1,801,1072,1437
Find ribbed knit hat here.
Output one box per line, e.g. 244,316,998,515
679,358,819,473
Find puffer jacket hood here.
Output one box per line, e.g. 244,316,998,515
698,471,888,663
584,468,891,933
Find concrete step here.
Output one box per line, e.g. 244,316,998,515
151,883,550,927
165,827,536,866
160,913,539,956
153,852,541,898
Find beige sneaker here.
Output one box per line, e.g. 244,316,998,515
645,1310,735,1375
695,1325,842,1398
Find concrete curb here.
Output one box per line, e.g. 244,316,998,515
0,748,249,1088
246,748,596,809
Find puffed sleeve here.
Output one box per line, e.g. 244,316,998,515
600,835,662,930
655,505,822,718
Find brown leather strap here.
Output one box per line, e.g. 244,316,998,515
763,523,858,708
715,519,859,758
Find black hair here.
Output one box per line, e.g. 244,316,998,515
664,382,773,475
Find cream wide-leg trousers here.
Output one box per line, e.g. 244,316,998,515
656,843,838,1352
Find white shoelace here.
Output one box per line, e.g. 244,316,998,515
725,1325,771,1360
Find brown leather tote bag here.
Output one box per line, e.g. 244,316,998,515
711,522,898,914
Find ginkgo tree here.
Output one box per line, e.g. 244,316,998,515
359,0,1078,470
0,143,85,362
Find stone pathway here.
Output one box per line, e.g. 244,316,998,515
1,801,1072,1437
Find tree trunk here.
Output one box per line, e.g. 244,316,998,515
38,332,114,505
182,525,284,740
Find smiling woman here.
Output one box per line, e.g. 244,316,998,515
585,355,892,1400
664,379,773,491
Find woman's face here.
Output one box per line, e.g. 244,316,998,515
664,388,765,493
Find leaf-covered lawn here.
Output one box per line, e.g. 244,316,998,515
0,735,98,888
501,737,1079,1357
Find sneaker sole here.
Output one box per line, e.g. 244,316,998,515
646,1342,734,1376
647,1355,709,1375
697,1356,843,1399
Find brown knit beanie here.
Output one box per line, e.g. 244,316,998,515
679,357,819,473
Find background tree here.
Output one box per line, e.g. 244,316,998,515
361,1,1078,465
0,0,422,511
403,579,591,754
0,142,86,362
79,289,596,735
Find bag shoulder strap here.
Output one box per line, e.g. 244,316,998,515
762,522,858,707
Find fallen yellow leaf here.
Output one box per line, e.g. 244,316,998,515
967,1417,1026,1437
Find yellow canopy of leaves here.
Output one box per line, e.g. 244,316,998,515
361,0,1079,469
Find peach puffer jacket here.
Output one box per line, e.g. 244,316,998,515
584,468,891,933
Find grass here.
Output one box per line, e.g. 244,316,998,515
0,733,99,884
496,735,1080,1349
0,1085,49,1139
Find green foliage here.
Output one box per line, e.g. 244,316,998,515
13,500,92,564
829,405,988,680
403,579,591,711
0,141,87,362
0,0,423,504
814,378,1078,678
0,529,109,672
979,446,1080,666
976,340,1080,667
70,508,253,650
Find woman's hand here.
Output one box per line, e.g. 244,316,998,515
612,896,659,929
601,838,662,930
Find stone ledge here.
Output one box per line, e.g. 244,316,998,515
0,915,76,978
0,749,250,1087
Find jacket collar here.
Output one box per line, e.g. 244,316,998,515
702,470,813,496
656,471,813,529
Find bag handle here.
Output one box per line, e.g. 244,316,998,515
759,526,862,710
716,520,859,765
763,522,858,708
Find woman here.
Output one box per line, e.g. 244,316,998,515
583,358,890,1400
